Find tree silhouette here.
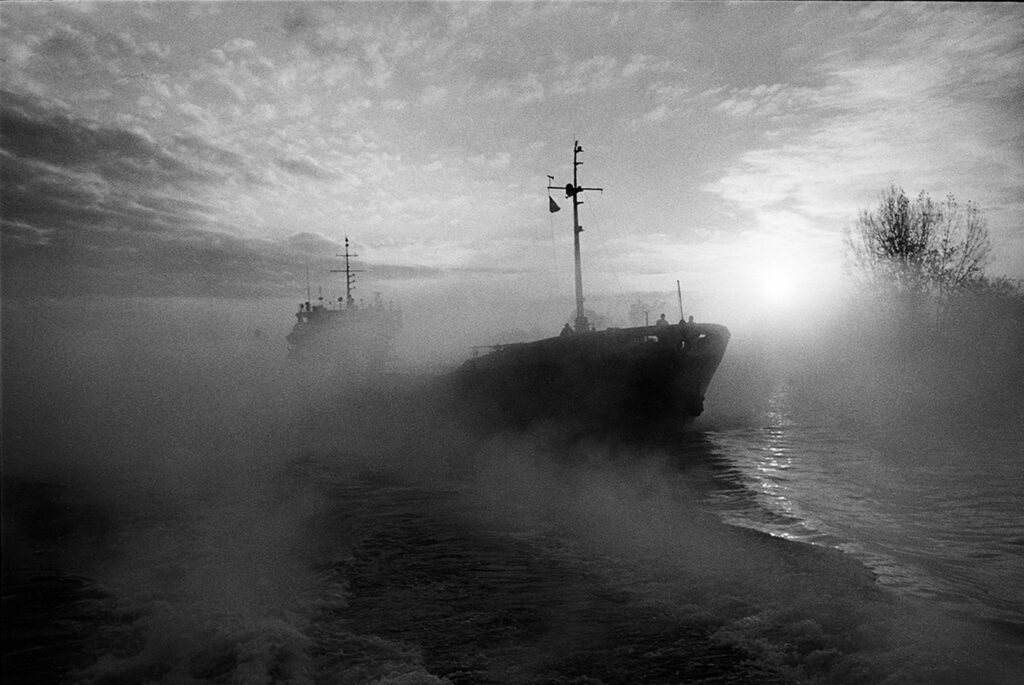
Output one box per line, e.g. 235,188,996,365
846,185,991,303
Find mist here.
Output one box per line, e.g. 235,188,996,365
3,288,1022,683
707,286,1024,434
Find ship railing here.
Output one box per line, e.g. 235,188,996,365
469,344,506,358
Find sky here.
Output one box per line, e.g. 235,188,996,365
2,1,1022,328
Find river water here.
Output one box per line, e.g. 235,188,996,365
3,299,1023,684
702,419,1024,636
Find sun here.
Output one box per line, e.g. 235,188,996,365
757,267,800,309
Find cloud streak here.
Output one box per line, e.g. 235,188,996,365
701,4,1024,278
1,2,1021,307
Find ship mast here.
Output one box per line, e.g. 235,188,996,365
331,236,362,307
549,141,602,333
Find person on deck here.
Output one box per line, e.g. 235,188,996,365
655,313,669,327
560,323,573,336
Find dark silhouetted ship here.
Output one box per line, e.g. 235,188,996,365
451,142,730,436
287,237,402,372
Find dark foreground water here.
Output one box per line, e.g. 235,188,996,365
5,402,1023,684
3,299,1023,684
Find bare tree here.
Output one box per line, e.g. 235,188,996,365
846,185,991,302
930,195,991,298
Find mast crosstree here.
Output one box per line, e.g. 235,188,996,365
331,236,362,307
548,141,602,333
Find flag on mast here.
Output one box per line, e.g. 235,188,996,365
549,196,561,213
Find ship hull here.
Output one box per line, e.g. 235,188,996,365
448,322,729,437
287,305,402,372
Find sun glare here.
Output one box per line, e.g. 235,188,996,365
757,268,801,309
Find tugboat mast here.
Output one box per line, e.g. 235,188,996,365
331,236,362,307
549,141,602,333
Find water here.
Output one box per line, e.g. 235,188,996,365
3,298,1023,684
701,420,1024,634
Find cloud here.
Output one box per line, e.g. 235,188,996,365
0,90,266,296
467,152,511,170
1,87,230,188
711,83,828,120
170,133,247,171
0,87,462,298
2,0,1021,299
552,55,621,95
3,11,172,99
701,7,1024,278
276,156,336,180
641,104,670,124
38,24,99,68
513,73,545,105
631,82,695,126
418,85,448,106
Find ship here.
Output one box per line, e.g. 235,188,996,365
286,237,402,372
449,142,730,437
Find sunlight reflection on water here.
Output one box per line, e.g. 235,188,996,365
698,386,1024,631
